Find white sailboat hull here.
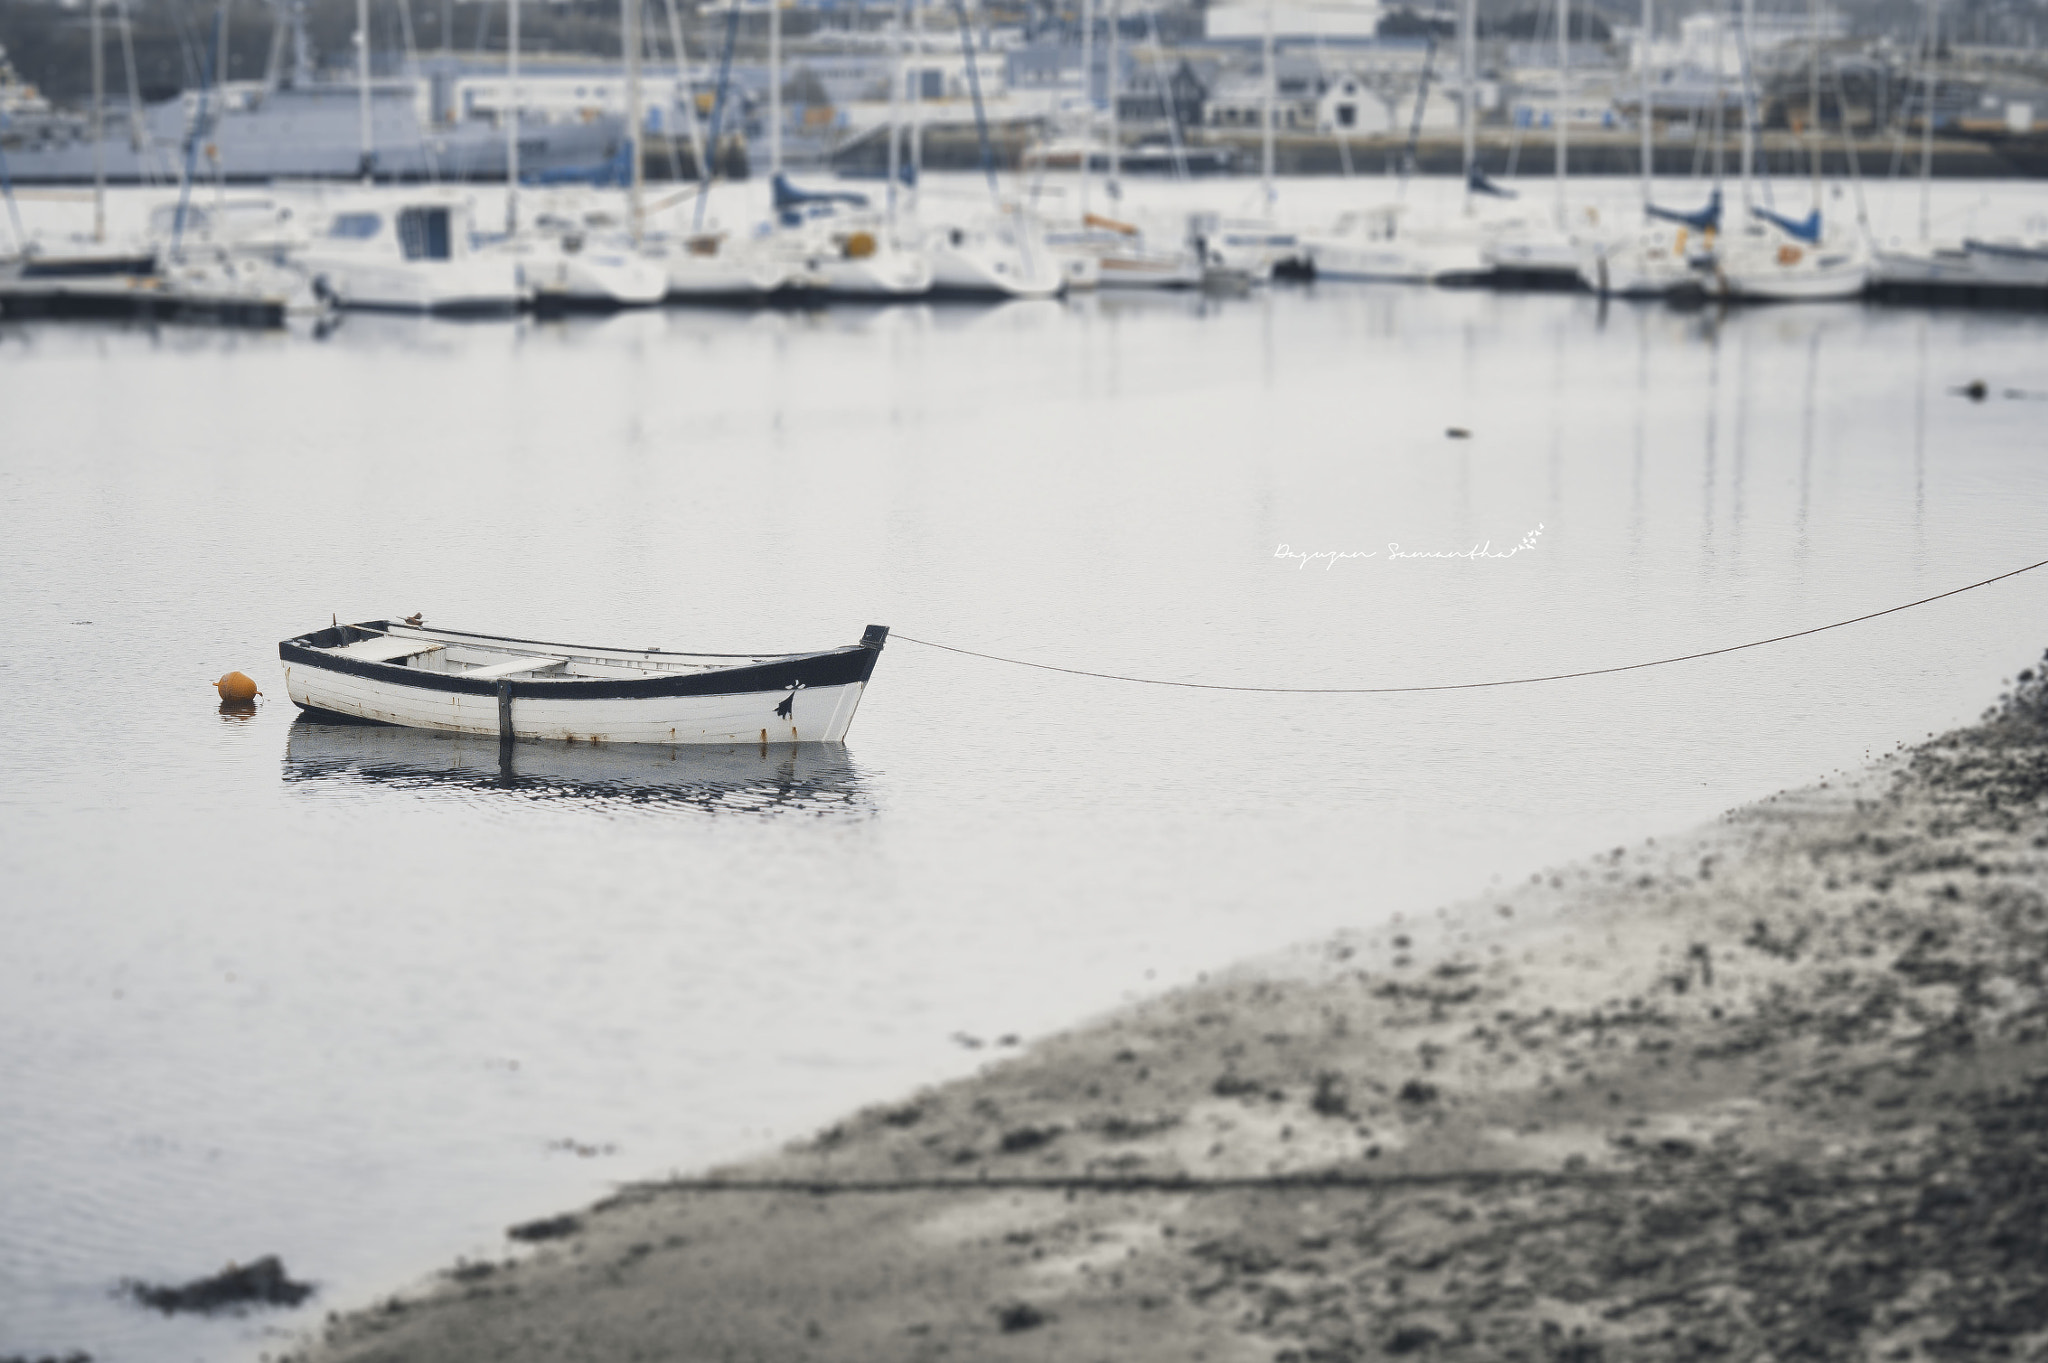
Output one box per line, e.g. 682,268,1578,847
1301,212,1490,284
1871,245,1978,288
1959,240,2048,288
516,245,668,308
1482,226,1582,279
1576,232,1701,297
1304,238,1432,282
1056,252,1101,291
1091,248,1202,289
662,248,792,299
1710,252,1869,301
1871,240,2048,296
927,226,1063,299
810,248,934,297
303,253,525,313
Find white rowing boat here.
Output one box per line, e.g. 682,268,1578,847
278,620,888,745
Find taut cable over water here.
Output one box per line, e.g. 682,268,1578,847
896,554,2048,694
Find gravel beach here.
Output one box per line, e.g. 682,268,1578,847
294,660,2048,1363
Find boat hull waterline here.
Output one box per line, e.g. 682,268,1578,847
279,621,888,745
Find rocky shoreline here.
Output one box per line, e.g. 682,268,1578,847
295,661,2048,1363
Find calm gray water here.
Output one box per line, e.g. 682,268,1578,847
5,187,2048,1361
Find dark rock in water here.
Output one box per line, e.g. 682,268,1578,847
1387,1325,1443,1353
508,1214,582,1243
994,1301,1048,1333
998,1124,1061,1154
124,1256,313,1315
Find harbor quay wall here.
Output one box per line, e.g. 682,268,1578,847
828,126,2048,179
10,127,2041,185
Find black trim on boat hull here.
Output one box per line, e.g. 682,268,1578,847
278,624,884,702
294,704,402,726
339,299,522,318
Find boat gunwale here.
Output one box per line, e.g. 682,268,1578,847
336,618,856,661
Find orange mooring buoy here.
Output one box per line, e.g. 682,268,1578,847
215,671,261,705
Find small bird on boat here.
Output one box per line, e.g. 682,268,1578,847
403,613,424,627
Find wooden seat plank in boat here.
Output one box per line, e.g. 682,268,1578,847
338,636,446,664
462,655,565,680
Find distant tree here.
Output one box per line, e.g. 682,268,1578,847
1486,6,1613,41
781,64,829,108
1377,7,1457,39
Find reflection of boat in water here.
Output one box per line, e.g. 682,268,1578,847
284,716,870,817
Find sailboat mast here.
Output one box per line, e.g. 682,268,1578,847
909,0,921,180
1738,0,1754,212
1554,0,1567,225
1638,0,1652,212
1806,0,1820,207
505,0,518,230
770,0,782,175
1260,0,1274,205
887,0,902,225
1079,0,1093,217
625,0,643,242
1709,0,1723,193
357,0,373,180
1106,0,1119,184
90,0,105,241
211,0,228,206
115,0,149,166
659,0,708,199
1460,0,1474,214
1918,0,1936,240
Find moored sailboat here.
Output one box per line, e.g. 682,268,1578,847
1707,206,1869,302
1701,0,1869,302
927,209,1064,299
1578,191,1718,298
1573,0,1704,299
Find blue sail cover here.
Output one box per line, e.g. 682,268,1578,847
772,171,871,224
1647,188,1721,231
770,174,864,214
1752,205,1822,243
1467,166,1517,199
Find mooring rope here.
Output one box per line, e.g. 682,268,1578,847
895,555,2048,695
